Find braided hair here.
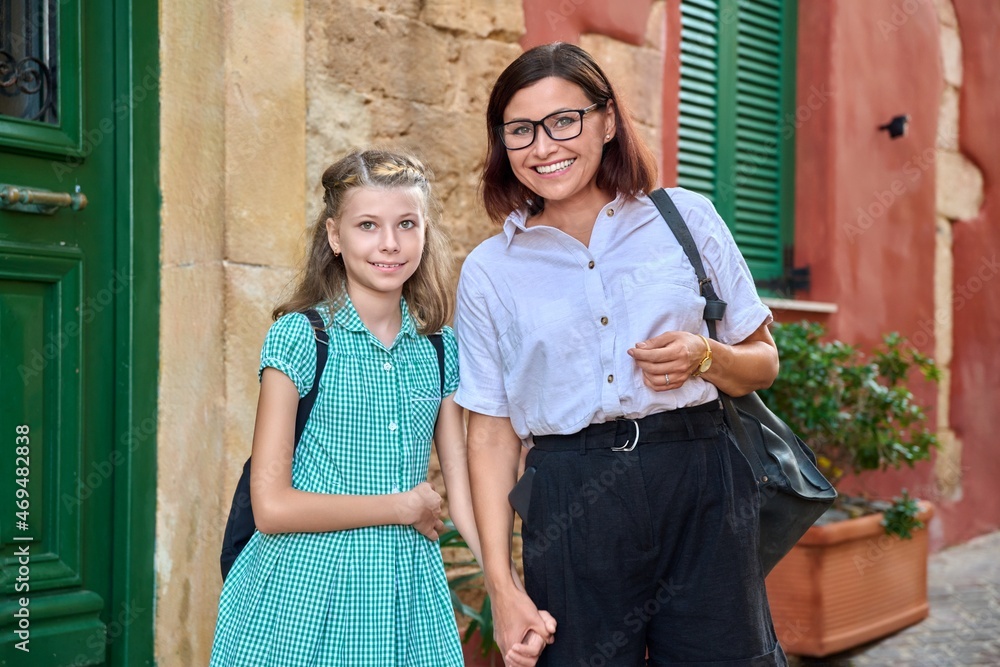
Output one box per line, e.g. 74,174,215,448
274,148,454,334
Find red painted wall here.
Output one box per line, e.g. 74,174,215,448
795,0,941,345
520,0,681,186
521,0,654,49
520,0,999,549
794,0,999,549
946,0,1000,545
660,0,681,187
792,0,942,530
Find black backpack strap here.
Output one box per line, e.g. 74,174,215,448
429,333,445,397
649,189,728,328
294,308,329,445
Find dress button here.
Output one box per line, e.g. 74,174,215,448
383,362,393,371
607,374,614,383
588,260,595,269
600,316,609,326
392,484,400,493
388,421,398,431
606,208,614,216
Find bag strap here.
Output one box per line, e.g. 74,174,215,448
649,189,768,482
429,333,445,397
294,308,330,446
649,189,729,329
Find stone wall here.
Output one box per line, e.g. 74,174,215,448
305,0,666,262
156,1,667,664
306,0,526,260
929,0,983,506
157,0,306,665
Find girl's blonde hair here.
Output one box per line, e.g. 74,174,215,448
274,148,454,334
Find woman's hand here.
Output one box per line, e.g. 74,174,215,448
505,610,558,666
490,586,556,666
399,482,445,540
627,330,704,391
628,321,778,396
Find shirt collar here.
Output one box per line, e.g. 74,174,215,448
330,294,418,339
501,193,631,247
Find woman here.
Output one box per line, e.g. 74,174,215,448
455,43,786,666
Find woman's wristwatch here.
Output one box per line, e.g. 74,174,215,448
692,334,713,377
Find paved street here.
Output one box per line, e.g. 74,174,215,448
789,531,1000,667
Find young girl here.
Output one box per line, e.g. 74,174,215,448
211,148,482,666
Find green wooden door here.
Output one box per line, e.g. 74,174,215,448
0,1,153,665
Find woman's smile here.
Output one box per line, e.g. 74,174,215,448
533,158,576,175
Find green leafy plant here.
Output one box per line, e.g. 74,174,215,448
881,489,925,539
440,520,500,662
758,321,940,528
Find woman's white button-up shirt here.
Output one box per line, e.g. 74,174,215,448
454,188,772,442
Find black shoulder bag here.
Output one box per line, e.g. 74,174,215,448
650,188,837,575
219,309,446,580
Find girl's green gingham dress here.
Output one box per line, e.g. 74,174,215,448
211,298,463,667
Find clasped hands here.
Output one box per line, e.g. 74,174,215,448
492,576,558,667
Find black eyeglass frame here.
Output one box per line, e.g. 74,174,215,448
496,101,607,151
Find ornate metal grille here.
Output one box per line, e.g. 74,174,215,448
0,0,58,124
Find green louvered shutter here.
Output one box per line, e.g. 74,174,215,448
678,0,721,201
678,0,797,292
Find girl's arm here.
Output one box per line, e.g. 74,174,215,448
250,367,445,538
433,395,483,564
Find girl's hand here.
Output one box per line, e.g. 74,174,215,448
505,609,558,666
399,482,445,540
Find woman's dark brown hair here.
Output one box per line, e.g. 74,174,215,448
482,42,658,223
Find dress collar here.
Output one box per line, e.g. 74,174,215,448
328,294,417,339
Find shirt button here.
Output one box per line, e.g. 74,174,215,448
388,421,398,431
607,374,614,383
600,316,609,326
383,362,393,371
606,208,614,216
392,484,400,493
588,260,595,269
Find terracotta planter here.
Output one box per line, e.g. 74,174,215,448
765,502,935,657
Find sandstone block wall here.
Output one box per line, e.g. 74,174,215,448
157,1,667,664
158,1,306,665
306,0,665,262
306,0,525,260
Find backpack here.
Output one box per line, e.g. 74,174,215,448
219,308,446,580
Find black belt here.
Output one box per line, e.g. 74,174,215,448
532,400,724,452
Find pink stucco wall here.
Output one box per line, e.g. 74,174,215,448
522,0,999,549
794,0,999,549
946,0,1000,545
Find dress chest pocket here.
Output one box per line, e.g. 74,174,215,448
410,388,442,441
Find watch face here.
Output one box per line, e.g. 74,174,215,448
699,357,712,373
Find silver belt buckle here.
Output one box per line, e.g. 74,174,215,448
611,419,640,452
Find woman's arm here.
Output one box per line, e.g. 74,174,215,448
250,367,445,538
467,412,555,664
628,320,778,397
434,395,483,564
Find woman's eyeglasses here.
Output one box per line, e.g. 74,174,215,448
497,102,605,151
